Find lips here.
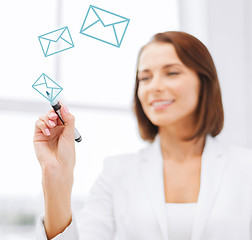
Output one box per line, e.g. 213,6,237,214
150,99,175,105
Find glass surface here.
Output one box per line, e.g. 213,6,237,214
0,0,58,102
60,0,180,107
0,0,179,238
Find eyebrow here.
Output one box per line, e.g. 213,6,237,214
138,63,182,73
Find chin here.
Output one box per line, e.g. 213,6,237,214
149,117,177,127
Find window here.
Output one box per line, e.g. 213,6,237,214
0,1,180,238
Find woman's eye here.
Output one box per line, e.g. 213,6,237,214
168,72,179,75
139,77,150,81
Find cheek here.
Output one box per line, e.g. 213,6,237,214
180,82,200,108
137,85,146,103
137,86,150,115
174,79,200,108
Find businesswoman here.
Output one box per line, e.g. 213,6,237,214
34,31,252,240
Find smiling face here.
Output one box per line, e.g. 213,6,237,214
137,42,201,131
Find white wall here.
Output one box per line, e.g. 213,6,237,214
178,0,252,148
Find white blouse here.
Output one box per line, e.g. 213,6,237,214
165,202,197,240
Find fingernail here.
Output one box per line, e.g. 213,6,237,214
45,128,50,136
64,105,69,115
49,112,57,118
49,120,56,127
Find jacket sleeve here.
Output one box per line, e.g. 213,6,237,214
36,214,79,240
36,156,116,240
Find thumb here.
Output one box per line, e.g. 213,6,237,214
60,103,75,140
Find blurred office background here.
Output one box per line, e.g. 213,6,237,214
0,0,251,239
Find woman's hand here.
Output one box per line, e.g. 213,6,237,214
34,103,76,239
33,103,76,180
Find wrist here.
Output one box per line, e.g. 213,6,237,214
42,164,74,184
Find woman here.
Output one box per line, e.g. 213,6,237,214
34,31,252,240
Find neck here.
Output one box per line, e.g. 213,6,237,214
158,129,206,164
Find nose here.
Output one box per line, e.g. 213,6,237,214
150,75,166,92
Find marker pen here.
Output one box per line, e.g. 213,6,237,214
46,92,82,142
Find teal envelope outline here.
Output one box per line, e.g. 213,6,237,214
32,73,63,102
80,5,130,48
38,26,74,57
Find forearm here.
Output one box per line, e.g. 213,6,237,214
42,172,74,240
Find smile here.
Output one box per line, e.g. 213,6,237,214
151,100,175,110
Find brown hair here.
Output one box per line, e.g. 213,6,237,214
131,31,224,143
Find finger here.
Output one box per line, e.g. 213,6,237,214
48,110,58,121
48,111,58,126
48,106,65,126
60,103,75,127
35,119,51,136
39,114,57,129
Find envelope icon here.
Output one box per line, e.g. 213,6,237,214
32,73,63,102
80,5,130,47
38,27,74,57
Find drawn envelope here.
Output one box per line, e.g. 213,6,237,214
32,73,63,102
38,27,74,57
80,5,130,47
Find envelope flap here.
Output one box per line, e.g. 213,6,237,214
81,5,100,31
60,28,73,45
39,27,67,42
33,74,46,86
51,88,63,101
44,75,62,89
114,20,130,45
92,6,129,26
